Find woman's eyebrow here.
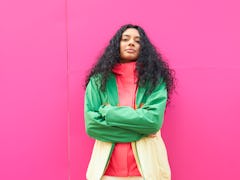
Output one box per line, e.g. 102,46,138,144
122,34,140,38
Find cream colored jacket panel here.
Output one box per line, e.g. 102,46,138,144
86,131,171,180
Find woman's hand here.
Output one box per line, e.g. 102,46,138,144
148,133,157,138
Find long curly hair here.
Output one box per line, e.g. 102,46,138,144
85,24,175,102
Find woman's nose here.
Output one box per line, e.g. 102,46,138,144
128,39,135,46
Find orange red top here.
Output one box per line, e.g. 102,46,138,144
104,61,141,176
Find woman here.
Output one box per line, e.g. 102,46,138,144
84,24,175,180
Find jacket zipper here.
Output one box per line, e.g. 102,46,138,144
132,142,145,180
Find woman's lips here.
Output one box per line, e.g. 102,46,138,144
125,49,136,53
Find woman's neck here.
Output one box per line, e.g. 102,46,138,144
119,59,137,63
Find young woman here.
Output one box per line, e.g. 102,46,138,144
84,24,175,180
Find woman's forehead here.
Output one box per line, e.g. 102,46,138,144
122,28,140,37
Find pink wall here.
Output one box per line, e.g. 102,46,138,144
1,0,240,179
0,0,68,179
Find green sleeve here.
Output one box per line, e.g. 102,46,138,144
99,81,167,135
84,77,143,143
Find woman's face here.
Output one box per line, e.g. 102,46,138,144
119,28,141,62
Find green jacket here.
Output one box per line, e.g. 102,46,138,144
84,73,171,180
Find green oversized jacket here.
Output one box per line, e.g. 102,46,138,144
84,73,171,180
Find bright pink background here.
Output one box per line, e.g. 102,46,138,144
0,0,69,179
1,0,240,179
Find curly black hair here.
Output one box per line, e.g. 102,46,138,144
85,24,175,102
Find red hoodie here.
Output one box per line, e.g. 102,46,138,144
104,61,141,177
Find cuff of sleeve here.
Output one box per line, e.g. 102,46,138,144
99,104,112,118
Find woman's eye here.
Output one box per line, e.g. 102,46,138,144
122,38,128,41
